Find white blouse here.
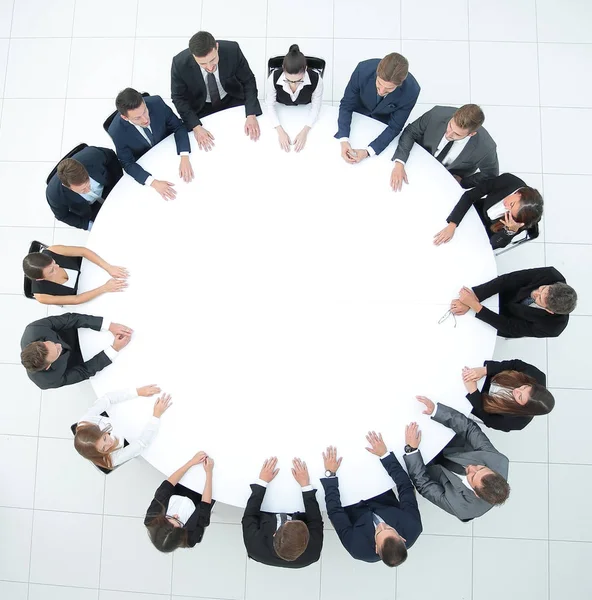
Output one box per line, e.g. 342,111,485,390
167,495,196,525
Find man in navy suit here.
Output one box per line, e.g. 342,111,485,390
320,436,422,567
336,53,420,164
46,146,122,230
108,88,194,200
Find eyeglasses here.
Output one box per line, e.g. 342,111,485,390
437,309,457,328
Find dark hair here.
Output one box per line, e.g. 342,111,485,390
189,31,216,58
490,186,543,233
21,341,49,371
57,158,89,187
23,252,53,280
115,87,144,117
273,521,309,561
475,472,510,505
483,370,555,417
453,104,485,133
379,536,408,567
146,510,190,553
283,44,307,74
376,53,409,85
547,283,577,314
74,422,118,470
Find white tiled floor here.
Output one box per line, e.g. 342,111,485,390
0,1,589,599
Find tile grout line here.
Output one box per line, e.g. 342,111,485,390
0,0,16,127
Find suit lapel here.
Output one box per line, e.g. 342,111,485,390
449,134,478,167
121,116,151,148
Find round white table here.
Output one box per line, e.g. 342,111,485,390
78,105,497,512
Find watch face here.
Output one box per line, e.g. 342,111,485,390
325,470,333,477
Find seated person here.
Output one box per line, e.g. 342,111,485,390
74,387,170,471
265,44,324,152
451,267,577,338
46,146,122,230
145,451,215,552
462,360,554,432
23,244,128,305
390,104,499,191
242,456,323,568
404,396,510,522
336,53,420,164
321,438,422,566
434,173,543,248
171,31,262,150
108,88,194,200
20,314,132,390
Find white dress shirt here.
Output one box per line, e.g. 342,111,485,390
166,495,196,525
200,65,228,103
77,388,161,468
395,133,472,167
265,70,324,129
98,319,119,362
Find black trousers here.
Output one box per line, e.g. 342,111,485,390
198,95,245,120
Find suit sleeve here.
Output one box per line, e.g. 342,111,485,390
45,185,90,230
234,44,262,117
161,99,191,155
460,146,500,189
320,478,355,551
113,137,152,185
99,147,123,190
370,91,419,156
144,480,176,525
447,176,501,225
380,453,420,520
185,500,213,546
391,109,433,163
302,489,324,549
475,306,551,338
53,350,112,389
30,313,104,333
335,65,361,139
432,403,497,453
171,59,201,130
241,484,266,538
472,267,558,302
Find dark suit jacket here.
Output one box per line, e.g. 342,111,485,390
467,359,546,432
404,404,509,522
108,95,191,185
447,173,539,249
171,41,262,130
473,267,569,338
335,59,420,155
46,146,122,230
321,453,422,562
392,105,499,188
241,484,323,568
144,480,213,547
20,313,111,390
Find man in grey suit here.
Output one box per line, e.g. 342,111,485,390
390,104,499,191
403,396,510,522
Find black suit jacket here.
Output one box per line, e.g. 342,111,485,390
473,267,569,338
144,480,213,547
46,146,122,230
171,41,262,130
108,95,191,185
467,359,546,432
447,173,539,249
241,484,323,568
321,453,422,563
20,313,112,390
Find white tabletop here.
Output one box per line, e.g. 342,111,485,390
77,105,497,513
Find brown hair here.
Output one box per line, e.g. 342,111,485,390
23,252,53,280
21,341,49,371
273,521,309,561
490,187,544,233
475,472,510,505
379,535,408,567
482,370,555,417
146,510,190,553
453,104,485,133
57,158,89,188
376,53,409,85
74,422,119,470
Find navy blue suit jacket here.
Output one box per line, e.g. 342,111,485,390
321,453,422,563
108,95,191,185
336,59,420,155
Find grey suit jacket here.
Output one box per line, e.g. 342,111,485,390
391,105,499,188
404,403,509,522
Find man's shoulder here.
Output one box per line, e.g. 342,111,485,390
473,124,496,150
172,47,193,67
218,39,240,53
356,58,380,74
400,72,420,96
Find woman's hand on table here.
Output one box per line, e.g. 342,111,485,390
102,278,127,293
153,393,173,418
179,155,194,183
106,265,129,279
294,127,310,152
137,384,161,397
276,127,291,152
461,367,479,393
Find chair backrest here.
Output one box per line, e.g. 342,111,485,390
45,143,89,185
23,240,49,299
267,56,326,78
494,228,533,256
103,91,151,136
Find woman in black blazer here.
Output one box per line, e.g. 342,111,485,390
462,359,554,432
23,244,128,305
433,173,543,249
145,451,215,552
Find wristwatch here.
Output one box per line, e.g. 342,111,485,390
325,469,336,477
404,445,417,453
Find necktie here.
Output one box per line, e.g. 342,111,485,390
521,296,536,306
144,126,154,146
435,140,454,163
439,457,466,475
372,513,382,527
207,72,222,109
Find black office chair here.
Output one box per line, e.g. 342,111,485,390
23,240,49,299
45,144,88,185
103,91,151,135
267,56,326,78
494,223,539,256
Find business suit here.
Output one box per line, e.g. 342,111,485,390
473,267,570,338
241,484,323,568
108,95,191,185
447,173,539,249
335,59,420,155
392,105,499,189
404,403,509,522
321,453,422,562
46,146,122,230
171,41,262,131
467,359,546,432
20,313,112,390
